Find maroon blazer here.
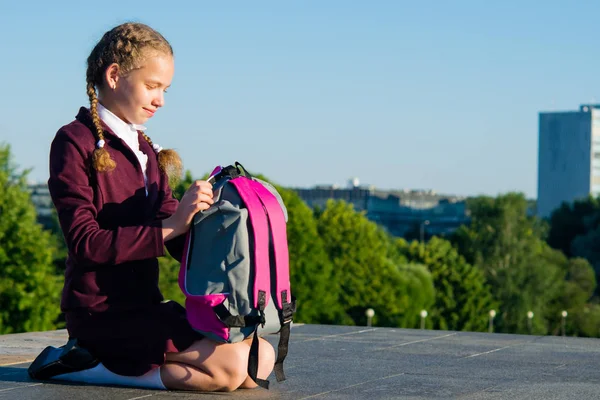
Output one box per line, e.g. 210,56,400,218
47,107,202,376
48,107,186,315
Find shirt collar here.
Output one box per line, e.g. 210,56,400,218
96,103,147,137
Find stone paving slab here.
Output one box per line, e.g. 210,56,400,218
2,325,600,399
0,329,68,366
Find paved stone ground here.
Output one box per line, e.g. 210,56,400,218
2,324,600,399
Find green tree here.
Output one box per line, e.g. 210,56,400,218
276,187,347,324
0,144,62,333
392,262,436,329
452,193,564,334
546,196,600,257
569,227,600,292
572,304,600,338
545,196,600,296
158,254,186,305
317,200,434,327
544,253,598,337
396,237,497,332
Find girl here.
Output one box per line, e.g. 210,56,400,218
45,22,275,392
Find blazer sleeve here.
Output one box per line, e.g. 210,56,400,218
154,174,186,263
48,130,166,266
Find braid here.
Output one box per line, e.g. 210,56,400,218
87,81,116,172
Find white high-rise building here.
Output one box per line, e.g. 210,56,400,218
537,104,600,218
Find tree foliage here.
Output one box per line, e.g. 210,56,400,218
546,196,600,257
396,237,497,332
544,253,597,336
275,187,347,324
452,193,593,334
0,144,62,334
317,200,434,327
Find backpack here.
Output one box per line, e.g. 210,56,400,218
178,162,296,389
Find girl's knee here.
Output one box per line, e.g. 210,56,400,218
216,343,251,390
239,338,276,389
162,337,276,392
222,338,274,390
258,338,275,372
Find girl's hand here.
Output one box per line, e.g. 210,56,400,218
162,180,213,240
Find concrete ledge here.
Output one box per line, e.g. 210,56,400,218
0,329,67,366
2,325,600,399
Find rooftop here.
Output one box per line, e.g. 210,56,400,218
2,324,600,399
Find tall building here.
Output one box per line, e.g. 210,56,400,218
538,104,600,218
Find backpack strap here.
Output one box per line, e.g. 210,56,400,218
247,180,291,310
248,179,295,383
229,177,271,311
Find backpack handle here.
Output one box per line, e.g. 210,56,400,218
234,161,253,179
208,162,253,185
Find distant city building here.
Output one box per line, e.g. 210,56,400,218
294,185,372,212
368,189,468,238
538,104,600,218
28,182,54,230
294,183,469,239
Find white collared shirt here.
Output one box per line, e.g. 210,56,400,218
96,103,149,195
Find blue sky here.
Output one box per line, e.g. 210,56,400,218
1,1,598,198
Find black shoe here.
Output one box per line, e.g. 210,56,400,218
27,338,99,380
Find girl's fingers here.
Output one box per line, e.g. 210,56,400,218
196,193,214,204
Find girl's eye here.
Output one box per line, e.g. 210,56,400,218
146,84,168,93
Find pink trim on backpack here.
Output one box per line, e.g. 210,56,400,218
230,177,271,309
186,294,230,342
249,180,291,309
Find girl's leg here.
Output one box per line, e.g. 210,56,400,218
160,337,275,392
238,339,278,389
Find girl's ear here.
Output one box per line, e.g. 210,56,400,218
104,63,120,90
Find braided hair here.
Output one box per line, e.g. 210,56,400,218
86,22,182,184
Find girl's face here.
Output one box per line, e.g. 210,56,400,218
103,53,174,125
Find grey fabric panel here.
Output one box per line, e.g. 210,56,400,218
221,184,252,315
262,296,283,335
187,184,251,319
228,326,256,343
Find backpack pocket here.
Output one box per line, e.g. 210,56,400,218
185,293,231,342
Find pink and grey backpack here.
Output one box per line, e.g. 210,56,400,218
179,162,296,389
